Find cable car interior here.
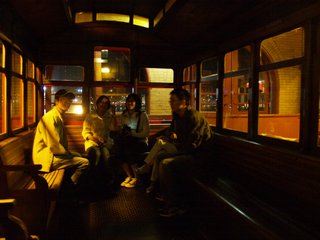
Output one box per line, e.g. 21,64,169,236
1,0,320,239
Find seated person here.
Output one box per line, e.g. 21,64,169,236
33,89,89,187
82,95,117,187
141,88,213,217
114,93,150,188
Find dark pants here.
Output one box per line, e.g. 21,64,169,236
159,154,195,207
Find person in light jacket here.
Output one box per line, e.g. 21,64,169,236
33,89,89,186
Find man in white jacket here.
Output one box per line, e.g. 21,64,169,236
33,89,89,185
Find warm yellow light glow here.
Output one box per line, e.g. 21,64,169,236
133,15,149,28
73,105,83,115
96,13,130,23
101,67,110,73
75,12,93,23
154,10,163,27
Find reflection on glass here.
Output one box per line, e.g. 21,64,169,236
224,46,251,73
27,81,36,125
201,57,218,78
200,82,218,112
0,40,4,68
12,50,22,74
258,66,300,142
183,84,197,110
11,76,24,129
222,75,249,132
45,65,84,82
94,47,130,82
183,64,196,82
260,27,304,64
139,68,173,83
27,59,35,79
91,87,132,113
137,87,173,123
0,73,6,134
44,86,83,114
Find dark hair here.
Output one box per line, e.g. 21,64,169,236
125,93,142,112
170,88,191,106
55,89,75,100
96,95,110,109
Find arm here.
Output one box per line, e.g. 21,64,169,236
131,112,150,138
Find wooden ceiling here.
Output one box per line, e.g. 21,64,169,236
3,0,319,65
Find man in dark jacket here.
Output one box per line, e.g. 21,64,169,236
157,88,214,218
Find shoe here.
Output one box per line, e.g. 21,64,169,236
158,206,186,218
146,181,156,195
136,164,151,175
124,178,137,188
120,177,131,187
154,193,165,203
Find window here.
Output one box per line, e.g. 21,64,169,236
139,68,174,83
44,86,83,115
137,87,173,123
200,58,218,125
259,28,303,142
138,67,174,123
90,87,132,113
0,40,4,68
11,76,24,129
27,81,36,125
26,59,34,79
11,50,23,130
0,73,7,134
133,15,149,28
45,65,84,82
94,47,130,82
223,46,251,132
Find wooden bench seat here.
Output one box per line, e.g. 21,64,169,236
188,133,320,240
0,133,65,238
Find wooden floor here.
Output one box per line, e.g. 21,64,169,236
46,179,207,240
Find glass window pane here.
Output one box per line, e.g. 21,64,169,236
223,75,249,132
75,12,93,23
201,57,218,78
136,87,174,123
12,50,22,74
183,84,197,110
183,64,196,82
0,73,7,134
96,13,130,23
139,68,174,83
27,81,36,125
36,67,42,83
133,15,149,28
94,47,130,82
45,65,84,82
224,46,251,73
91,86,132,113
260,27,304,64
0,40,4,68
258,66,301,142
26,59,35,79
44,86,83,114
200,81,218,126
11,76,24,129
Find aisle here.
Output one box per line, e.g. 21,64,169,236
46,183,205,240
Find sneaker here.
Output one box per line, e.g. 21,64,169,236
124,178,137,188
146,181,156,195
154,193,165,203
120,177,131,187
158,206,186,218
136,164,151,175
